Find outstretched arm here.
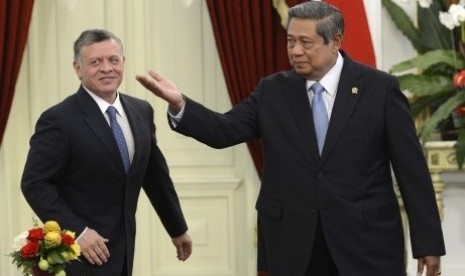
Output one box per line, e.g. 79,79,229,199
136,69,185,113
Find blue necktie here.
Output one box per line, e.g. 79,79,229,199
311,82,328,155
106,106,130,173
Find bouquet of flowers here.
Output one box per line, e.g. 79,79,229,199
10,218,81,276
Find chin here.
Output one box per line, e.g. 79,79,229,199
294,68,311,78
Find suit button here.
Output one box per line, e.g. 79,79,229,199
317,172,323,178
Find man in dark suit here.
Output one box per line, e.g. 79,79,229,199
136,1,445,276
21,29,192,276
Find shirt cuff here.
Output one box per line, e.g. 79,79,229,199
76,226,88,241
168,105,185,128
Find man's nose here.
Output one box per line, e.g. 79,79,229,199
100,60,113,71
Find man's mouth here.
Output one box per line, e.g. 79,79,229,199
99,76,116,81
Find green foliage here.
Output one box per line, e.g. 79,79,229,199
456,128,465,168
382,0,423,52
10,251,38,276
383,0,465,169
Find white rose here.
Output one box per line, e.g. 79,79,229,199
449,4,465,23
11,231,29,251
439,11,460,30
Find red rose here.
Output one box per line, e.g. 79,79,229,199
61,233,74,246
28,228,45,242
453,70,465,88
21,241,40,258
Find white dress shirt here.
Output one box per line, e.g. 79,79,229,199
307,51,344,120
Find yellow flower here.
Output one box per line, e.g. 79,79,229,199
43,220,61,233
69,243,81,260
44,232,62,248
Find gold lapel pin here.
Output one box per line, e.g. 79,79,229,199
351,87,358,95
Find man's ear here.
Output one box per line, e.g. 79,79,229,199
332,33,343,50
73,61,83,80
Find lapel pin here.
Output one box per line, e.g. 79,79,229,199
351,87,358,95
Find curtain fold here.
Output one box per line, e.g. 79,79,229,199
206,0,295,177
0,0,35,147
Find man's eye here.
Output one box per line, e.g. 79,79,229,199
90,60,100,65
302,41,313,48
109,58,120,64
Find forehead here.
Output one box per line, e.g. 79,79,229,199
80,39,123,58
287,18,319,38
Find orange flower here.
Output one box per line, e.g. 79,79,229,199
453,70,465,87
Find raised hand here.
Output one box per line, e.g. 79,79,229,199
136,69,185,113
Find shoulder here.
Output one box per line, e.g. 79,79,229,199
39,92,81,118
257,70,306,91
343,53,396,83
119,93,154,121
120,93,150,106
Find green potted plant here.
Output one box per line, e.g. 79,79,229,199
383,0,465,168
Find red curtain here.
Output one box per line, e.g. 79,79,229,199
206,0,294,176
326,0,376,67
0,0,35,147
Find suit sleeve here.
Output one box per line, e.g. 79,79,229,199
385,76,446,257
143,108,188,237
172,85,262,148
21,109,87,235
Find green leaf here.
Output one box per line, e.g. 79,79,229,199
391,49,465,73
48,251,66,265
398,74,453,96
455,129,465,169
410,91,455,116
419,93,465,141
382,0,423,52
418,0,452,51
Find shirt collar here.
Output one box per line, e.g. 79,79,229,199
306,51,344,96
82,85,125,116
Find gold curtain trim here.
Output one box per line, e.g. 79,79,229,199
272,0,289,29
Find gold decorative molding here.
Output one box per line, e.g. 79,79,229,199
424,141,458,220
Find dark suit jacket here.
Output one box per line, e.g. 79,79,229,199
21,86,188,276
172,52,445,276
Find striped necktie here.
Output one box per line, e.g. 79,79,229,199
106,106,130,173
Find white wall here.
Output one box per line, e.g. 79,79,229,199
0,0,463,275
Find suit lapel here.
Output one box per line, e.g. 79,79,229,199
76,87,125,173
320,56,364,164
283,71,320,162
120,95,145,176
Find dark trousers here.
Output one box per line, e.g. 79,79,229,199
306,217,340,276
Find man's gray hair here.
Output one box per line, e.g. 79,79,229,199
287,1,344,44
73,29,124,62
